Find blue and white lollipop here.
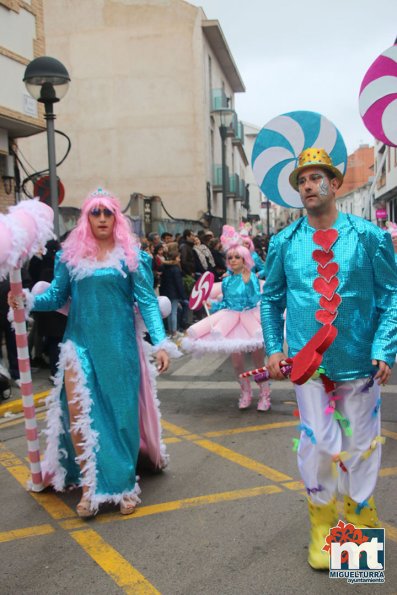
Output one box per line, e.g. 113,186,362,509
251,111,347,208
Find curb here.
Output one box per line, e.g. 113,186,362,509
0,390,50,417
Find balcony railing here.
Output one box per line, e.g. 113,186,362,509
232,120,245,145
213,164,229,191
211,89,229,111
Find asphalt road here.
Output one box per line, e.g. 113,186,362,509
1,351,396,594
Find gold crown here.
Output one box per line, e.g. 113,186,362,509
289,148,344,190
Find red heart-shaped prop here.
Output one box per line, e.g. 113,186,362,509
319,293,341,313
317,262,339,282
315,309,338,325
313,276,339,300
288,323,338,385
313,229,338,252
312,249,334,267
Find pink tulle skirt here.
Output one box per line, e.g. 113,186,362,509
182,306,263,355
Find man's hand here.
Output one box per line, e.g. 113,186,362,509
267,352,288,380
372,359,391,385
156,349,169,373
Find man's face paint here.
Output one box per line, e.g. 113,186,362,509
318,174,329,196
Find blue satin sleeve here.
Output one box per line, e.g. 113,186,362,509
371,232,397,366
132,251,167,345
260,237,286,355
253,251,266,280
32,252,71,312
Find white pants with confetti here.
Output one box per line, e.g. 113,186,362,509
294,377,381,505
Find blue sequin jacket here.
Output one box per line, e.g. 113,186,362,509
261,213,397,381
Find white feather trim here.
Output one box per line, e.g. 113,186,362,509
152,338,182,359
68,245,128,280
181,336,264,355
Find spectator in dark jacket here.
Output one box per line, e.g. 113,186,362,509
29,240,67,381
209,237,227,281
179,229,196,277
159,242,187,338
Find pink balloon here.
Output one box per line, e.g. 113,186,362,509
0,221,12,266
31,281,70,316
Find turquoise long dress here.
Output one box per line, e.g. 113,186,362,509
32,247,168,509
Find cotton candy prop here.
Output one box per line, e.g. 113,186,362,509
1,199,55,492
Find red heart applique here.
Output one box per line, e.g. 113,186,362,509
319,293,341,313
313,229,338,252
317,262,339,282
315,309,338,325
312,249,334,267
313,276,339,300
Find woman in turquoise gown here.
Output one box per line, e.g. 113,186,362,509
26,189,179,517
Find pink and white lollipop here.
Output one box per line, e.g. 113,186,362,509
359,44,397,146
189,271,214,311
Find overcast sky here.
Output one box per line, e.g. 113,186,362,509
189,0,396,154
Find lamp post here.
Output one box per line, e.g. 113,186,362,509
212,108,236,225
23,56,70,238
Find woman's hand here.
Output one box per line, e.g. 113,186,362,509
7,291,25,310
156,349,169,373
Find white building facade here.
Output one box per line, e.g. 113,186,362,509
373,141,397,224
0,0,45,211
19,0,253,233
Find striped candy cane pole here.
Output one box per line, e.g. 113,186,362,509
9,267,43,492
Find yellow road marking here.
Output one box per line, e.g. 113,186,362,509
7,464,77,520
160,419,189,436
162,437,182,444
382,428,397,441
204,420,299,438
194,439,292,482
282,480,305,491
160,419,293,482
0,524,54,543
70,529,160,594
88,484,283,526
0,390,49,416
379,466,397,477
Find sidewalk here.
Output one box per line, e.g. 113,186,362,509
0,365,52,417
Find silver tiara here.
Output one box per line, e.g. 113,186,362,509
89,187,112,198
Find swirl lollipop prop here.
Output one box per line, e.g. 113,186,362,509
359,44,397,146
189,271,215,319
251,110,347,208
0,199,54,492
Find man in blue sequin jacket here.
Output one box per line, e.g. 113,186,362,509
261,147,397,570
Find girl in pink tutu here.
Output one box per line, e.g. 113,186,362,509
182,226,271,411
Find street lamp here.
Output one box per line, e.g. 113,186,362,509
23,56,70,238
212,108,236,225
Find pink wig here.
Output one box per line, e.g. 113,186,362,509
61,188,139,271
240,234,254,252
226,244,254,270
